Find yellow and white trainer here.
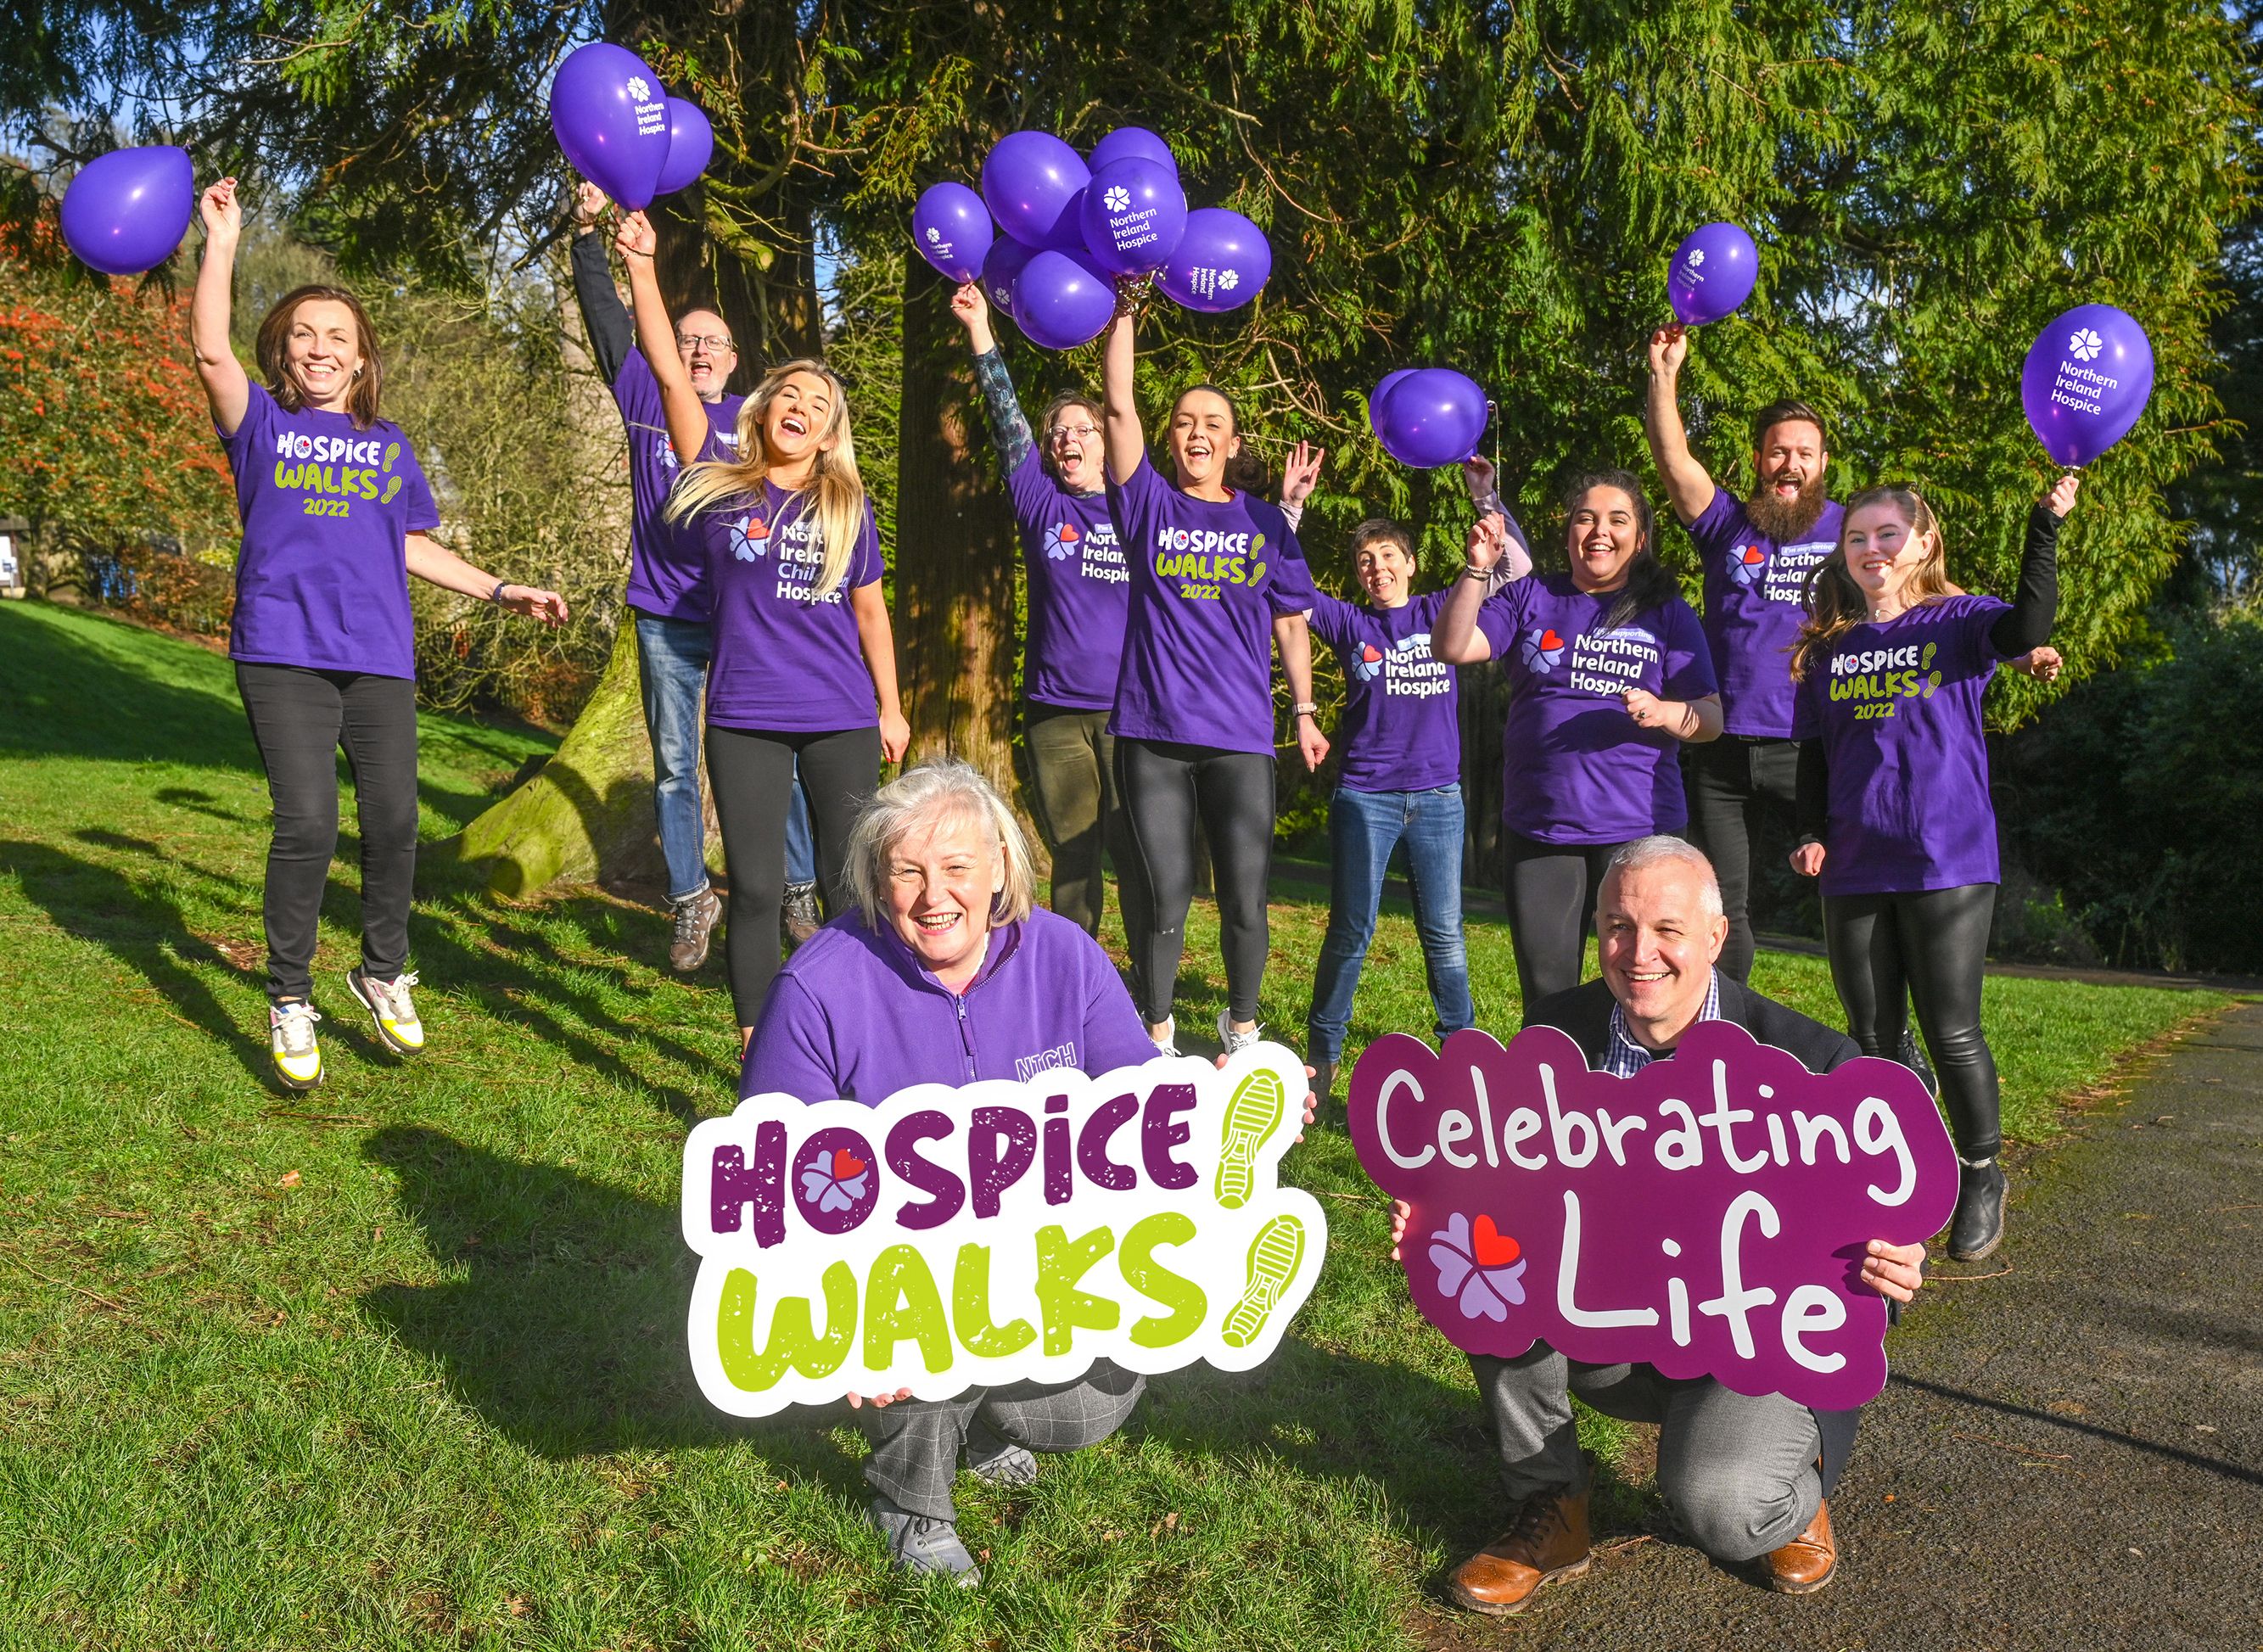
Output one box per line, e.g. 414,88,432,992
347,966,425,1056
269,1001,323,1091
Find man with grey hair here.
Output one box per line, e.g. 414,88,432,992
1398,837,1930,1614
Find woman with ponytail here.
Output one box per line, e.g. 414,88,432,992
1789,475,2077,1261
616,212,909,1043
1434,473,1721,1008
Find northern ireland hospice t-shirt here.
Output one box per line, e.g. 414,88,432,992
613,349,743,622
1007,449,1129,710
1686,490,1845,739
1307,589,1462,793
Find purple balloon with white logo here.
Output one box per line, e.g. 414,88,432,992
1376,368,1488,468
1012,249,1117,350
1089,126,1178,178
2019,303,2154,468
911,182,995,285
59,146,195,276
981,236,1036,319
981,131,1091,250
1369,368,1416,443
653,98,714,194
1666,221,1759,326
550,42,673,210
1079,155,1188,277
1156,208,1271,313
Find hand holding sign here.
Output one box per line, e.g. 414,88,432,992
1350,1022,1956,1409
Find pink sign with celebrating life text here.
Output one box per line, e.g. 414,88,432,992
1348,1022,1957,1409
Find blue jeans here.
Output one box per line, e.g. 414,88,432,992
1307,784,1475,1062
635,613,714,902
785,764,816,887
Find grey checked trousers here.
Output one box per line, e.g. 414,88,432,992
862,1360,1146,1521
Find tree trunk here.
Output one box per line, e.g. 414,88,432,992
893,277,1023,810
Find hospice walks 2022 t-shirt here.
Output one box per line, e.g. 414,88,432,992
690,451,884,732
222,383,440,680
1006,448,1129,711
1475,574,1717,844
1104,456,1318,756
1686,490,1845,739
1307,589,1462,794
1792,593,2010,898
614,350,743,622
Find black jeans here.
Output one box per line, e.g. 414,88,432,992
704,723,880,1027
1022,700,1146,943
1682,733,1801,983
236,662,419,1005
1501,832,1643,1011
1823,882,2002,1160
1115,737,1275,1028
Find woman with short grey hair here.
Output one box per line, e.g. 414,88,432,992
740,758,1157,1583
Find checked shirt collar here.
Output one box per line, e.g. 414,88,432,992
1602,970,1722,1078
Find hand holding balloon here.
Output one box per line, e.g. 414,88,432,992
949,282,996,355
1648,323,1689,378
573,181,609,232
199,177,241,244
1461,454,1498,507
2044,473,2080,518
614,210,657,264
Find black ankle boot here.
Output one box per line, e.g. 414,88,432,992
1898,1028,1939,1097
1948,1161,2008,1261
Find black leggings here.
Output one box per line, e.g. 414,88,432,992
1115,737,1275,1028
237,662,419,1005
705,724,880,1025
1823,884,2001,1160
1682,735,1801,984
1501,832,1640,1011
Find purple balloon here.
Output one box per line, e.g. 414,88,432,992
982,131,1091,250
981,237,1036,319
1089,126,1178,178
911,182,995,285
1012,249,1117,351
1156,208,1271,313
550,42,672,210
59,147,194,277
654,98,714,195
1369,369,1416,443
1079,156,1188,277
1666,221,1759,326
1377,368,1489,468
2021,304,2154,468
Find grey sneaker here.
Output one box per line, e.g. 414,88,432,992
868,1494,981,1585
1217,1011,1263,1058
964,1423,1038,1488
668,887,722,972
782,880,823,947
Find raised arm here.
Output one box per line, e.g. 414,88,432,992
191,178,250,435
1644,326,1719,527
1432,516,1510,664
950,282,1034,476
613,211,709,464
569,182,633,386
1989,476,2076,658
1101,300,1145,484
1459,456,1536,585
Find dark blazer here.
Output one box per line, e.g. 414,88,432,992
1523,972,1868,1498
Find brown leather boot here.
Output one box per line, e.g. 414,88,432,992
1447,1484,1593,1616
1763,1498,1836,1593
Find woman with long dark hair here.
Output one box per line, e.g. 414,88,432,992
1789,475,2077,1260
191,176,567,1091
1434,473,1721,1008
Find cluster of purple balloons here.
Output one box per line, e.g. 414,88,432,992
909,126,1274,351
549,42,714,211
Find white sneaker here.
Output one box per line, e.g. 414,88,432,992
1217,1011,1263,1058
348,966,425,1056
1150,1017,1179,1059
269,1001,323,1091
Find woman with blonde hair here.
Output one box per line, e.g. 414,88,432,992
1789,473,2078,1262
615,211,909,1039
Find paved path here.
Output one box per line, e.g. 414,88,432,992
1417,1000,2263,1650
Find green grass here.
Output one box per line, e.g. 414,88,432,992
0,599,2225,1649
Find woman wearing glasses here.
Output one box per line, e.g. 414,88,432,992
949,282,1146,952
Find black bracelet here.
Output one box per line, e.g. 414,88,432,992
489,580,509,605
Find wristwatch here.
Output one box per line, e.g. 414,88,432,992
1293,702,1319,720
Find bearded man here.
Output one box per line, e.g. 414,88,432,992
1643,328,1840,983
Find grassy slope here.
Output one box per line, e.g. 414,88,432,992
0,601,2221,1650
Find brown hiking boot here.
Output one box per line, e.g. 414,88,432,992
781,881,822,947
1446,1484,1593,1616
668,887,722,972
1763,1498,1836,1594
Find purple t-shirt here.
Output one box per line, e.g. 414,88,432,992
1308,589,1462,794
221,384,440,680
742,907,1155,1104
1105,456,1318,755
1686,490,1846,740
690,467,885,733
1475,574,1718,845
614,349,744,622
1792,594,2009,897
1006,449,1129,710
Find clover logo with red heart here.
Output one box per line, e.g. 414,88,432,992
1431,1211,1528,1320
1353,642,1384,682
729,513,772,563
1521,627,1566,674
1044,520,1081,562
1729,543,1768,587
799,1145,870,1215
